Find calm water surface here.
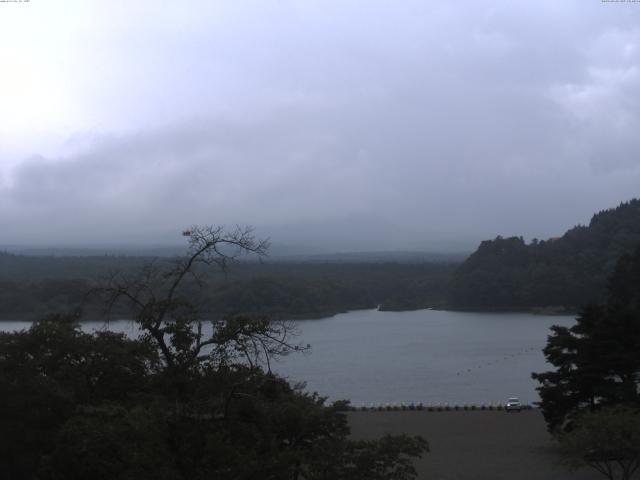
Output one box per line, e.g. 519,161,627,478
2,309,574,405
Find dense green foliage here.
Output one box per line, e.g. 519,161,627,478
557,407,640,480
451,199,640,310
0,316,428,480
532,245,640,432
0,315,159,479
0,226,428,479
0,257,455,320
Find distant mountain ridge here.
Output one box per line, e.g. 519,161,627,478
450,198,640,310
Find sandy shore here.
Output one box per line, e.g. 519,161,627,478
348,410,601,480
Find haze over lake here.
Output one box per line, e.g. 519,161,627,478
2,309,573,405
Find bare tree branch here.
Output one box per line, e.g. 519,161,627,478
90,225,302,373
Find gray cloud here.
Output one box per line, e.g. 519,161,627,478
1,0,640,250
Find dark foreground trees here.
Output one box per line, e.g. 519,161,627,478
532,245,640,432
557,407,640,480
533,245,640,479
0,226,427,480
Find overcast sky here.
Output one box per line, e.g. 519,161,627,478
1,0,639,251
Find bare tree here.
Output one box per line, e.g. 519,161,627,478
96,225,304,372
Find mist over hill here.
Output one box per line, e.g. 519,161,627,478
1,199,639,318
450,199,640,311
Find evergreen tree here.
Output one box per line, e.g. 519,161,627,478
533,245,640,432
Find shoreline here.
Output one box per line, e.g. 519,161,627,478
0,305,577,322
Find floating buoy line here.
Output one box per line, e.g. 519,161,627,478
453,346,540,377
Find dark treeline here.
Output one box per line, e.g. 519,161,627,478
0,256,456,320
451,199,640,311
0,252,151,281
3,198,640,319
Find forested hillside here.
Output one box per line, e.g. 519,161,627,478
450,199,640,310
4,199,639,318
0,256,455,320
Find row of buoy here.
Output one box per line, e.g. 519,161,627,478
349,403,534,412
454,347,539,376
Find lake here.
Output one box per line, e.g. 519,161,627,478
1,309,574,405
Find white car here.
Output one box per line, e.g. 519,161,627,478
505,397,522,412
